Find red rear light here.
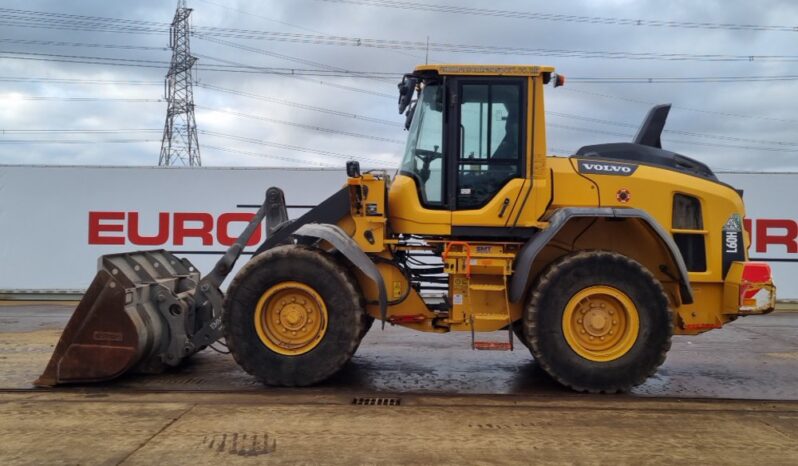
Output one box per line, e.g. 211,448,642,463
741,262,771,299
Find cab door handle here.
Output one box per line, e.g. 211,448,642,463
498,198,510,218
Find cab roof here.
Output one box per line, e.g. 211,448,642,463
413,64,555,77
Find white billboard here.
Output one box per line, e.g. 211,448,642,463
0,165,344,292
0,166,795,297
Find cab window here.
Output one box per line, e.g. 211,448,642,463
458,82,523,210
400,83,444,206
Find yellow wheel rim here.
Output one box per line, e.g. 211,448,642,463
562,285,639,362
254,281,328,356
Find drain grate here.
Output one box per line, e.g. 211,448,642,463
352,397,401,406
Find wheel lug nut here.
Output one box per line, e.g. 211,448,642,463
600,336,605,341
612,320,617,325
600,304,605,309
577,319,583,324
589,336,595,341
579,329,585,334
291,331,297,336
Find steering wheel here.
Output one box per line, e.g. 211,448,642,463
414,148,442,164
413,148,442,184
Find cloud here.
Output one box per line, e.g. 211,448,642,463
0,0,796,171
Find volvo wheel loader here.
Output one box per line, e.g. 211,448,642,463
36,64,776,393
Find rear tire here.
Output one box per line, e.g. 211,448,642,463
223,245,365,386
524,250,672,393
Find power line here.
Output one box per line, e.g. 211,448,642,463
0,8,169,36
5,47,797,83
0,49,171,69
548,123,798,153
0,38,167,52
195,51,394,98
0,95,162,102
0,128,160,133
0,76,162,86
194,0,425,61
314,0,798,32
189,28,798,62
203,143,336,167
4,7,795,63
196,83,401,126
196,105,404,144
200,129,396,166
0,138,159,144
195,0,324,35
0,74,388,101
196,34,382,78
0,19,166,36
195,34,396,86
568,75,798,83
0,49,404,76
559,87,798,124
548,111,798,147
0,7,167,27
287,75,394,99
5,43,798,83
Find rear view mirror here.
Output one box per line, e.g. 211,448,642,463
398,75,418,114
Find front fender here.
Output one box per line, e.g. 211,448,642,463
292,223,388,322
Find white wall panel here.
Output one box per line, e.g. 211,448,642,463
0,166,795,297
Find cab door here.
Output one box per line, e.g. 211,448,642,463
450,78,530,232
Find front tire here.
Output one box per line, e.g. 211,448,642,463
524,250,672,393
223,245,365,386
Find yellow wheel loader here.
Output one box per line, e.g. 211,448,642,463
37,64,776,393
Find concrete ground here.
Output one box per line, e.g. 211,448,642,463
1,303,797,464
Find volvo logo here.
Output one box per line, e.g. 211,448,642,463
578,160,638,176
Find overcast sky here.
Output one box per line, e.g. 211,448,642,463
0,0,796,171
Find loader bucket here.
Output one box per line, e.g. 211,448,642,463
35,250,200,386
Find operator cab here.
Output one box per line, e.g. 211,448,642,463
389,64,556,237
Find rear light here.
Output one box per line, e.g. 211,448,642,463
739,262,774,311
741,262,771,298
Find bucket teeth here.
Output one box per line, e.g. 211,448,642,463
35,249,201,386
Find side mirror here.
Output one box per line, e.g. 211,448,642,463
398,75,418,114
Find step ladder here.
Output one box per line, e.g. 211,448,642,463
441,240,515,351
469,276,514,351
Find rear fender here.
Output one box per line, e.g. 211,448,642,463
509,207,693,304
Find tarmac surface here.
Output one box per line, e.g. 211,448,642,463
1,303,797,464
